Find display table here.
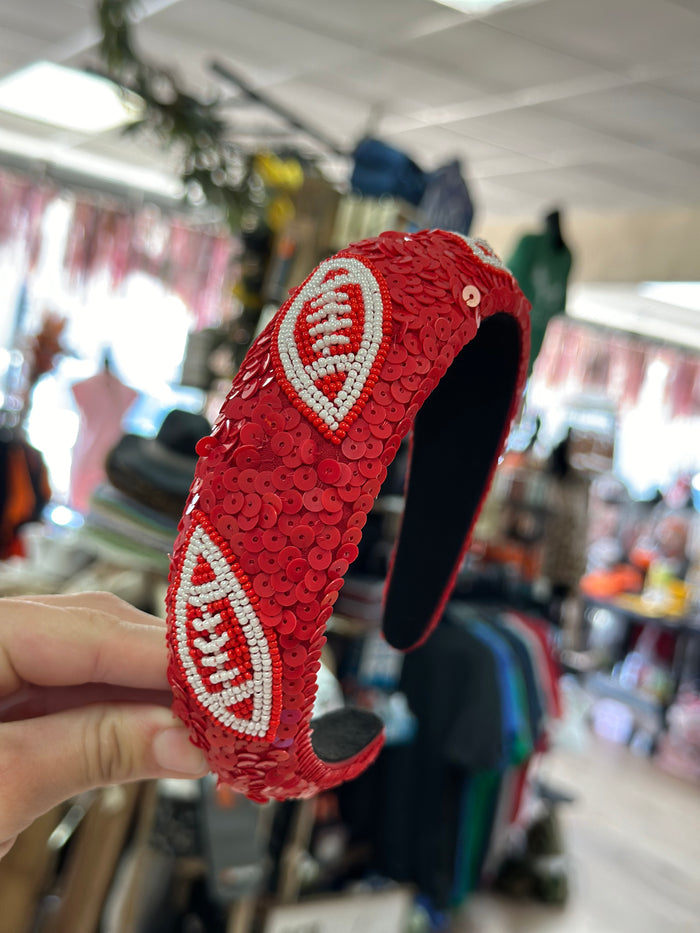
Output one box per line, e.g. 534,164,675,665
581,594,700,720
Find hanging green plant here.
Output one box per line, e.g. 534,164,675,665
96,0,260,229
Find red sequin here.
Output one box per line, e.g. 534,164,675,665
294,466,317,491
281,489,303,514
302,489,324,512
318,458,342,484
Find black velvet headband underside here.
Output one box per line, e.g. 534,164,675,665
383,312,521,651
311,312,521,766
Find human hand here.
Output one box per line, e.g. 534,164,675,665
0,591,208,859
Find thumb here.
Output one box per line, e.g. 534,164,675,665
0,705,208,848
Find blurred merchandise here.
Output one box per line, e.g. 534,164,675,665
179,327,226,392
580,565,644,600
657,690,700,783
0,436,51,559
508,210,573,373
531,318,700,501
24,312,67,400
591,698,636,745
331,194,413,251
69,360,138,513
267,176,340,299
416,159,475,237
106,409,210,521
86,484,179,555
351,137,427,206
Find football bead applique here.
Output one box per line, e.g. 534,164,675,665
272,255,392,443
170,511,282,741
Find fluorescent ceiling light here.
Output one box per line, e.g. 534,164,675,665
0,126,183,200
0,62,143,134
638,282,700,313
431,0,537,14
568,283,700,351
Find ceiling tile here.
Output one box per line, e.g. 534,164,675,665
485,164,670,211
487,0,700,72
0,0,697,219
261,79,369,148
667,146,700,167
470,176,549,218
591,152,700,203
317,54,486,111
470,152,555,179
0,0,94,77
0,35,50,78
385,123,514,164
220,0,464,49
106,25,230,92
668,0,700,11
540,84,700,149
446,106,649,163
393,19,599,93
149,1,362,81
377,113,427,135
0,3,87,45
652,67,700,102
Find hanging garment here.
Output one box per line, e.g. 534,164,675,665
490,610,561,827
501,611,562,720
491,616,546,741
508,231,572,372
418,160,475,236
542,472,590,596
336,604,561,909
69,370,138,514
450,606,566,901
337,617,504,908
462,615,533,762
351,137,427,206
448,611,536,902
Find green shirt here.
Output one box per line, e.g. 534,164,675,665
508,232,572,372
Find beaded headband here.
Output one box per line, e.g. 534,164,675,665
166,229,530,802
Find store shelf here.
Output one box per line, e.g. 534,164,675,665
583,596,700,639
585,671,665,721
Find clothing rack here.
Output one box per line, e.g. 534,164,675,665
335,600,562,909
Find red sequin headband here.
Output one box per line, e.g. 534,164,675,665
166,230,530,802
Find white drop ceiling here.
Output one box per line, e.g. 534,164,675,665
0,0,699,218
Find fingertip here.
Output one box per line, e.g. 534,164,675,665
0,837,16,861
152,726,209,776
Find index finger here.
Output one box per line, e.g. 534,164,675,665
0,593,170,698
13,592,166,625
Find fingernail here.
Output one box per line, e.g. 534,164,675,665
153,727,208,775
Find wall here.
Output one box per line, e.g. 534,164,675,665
477,206,700,284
